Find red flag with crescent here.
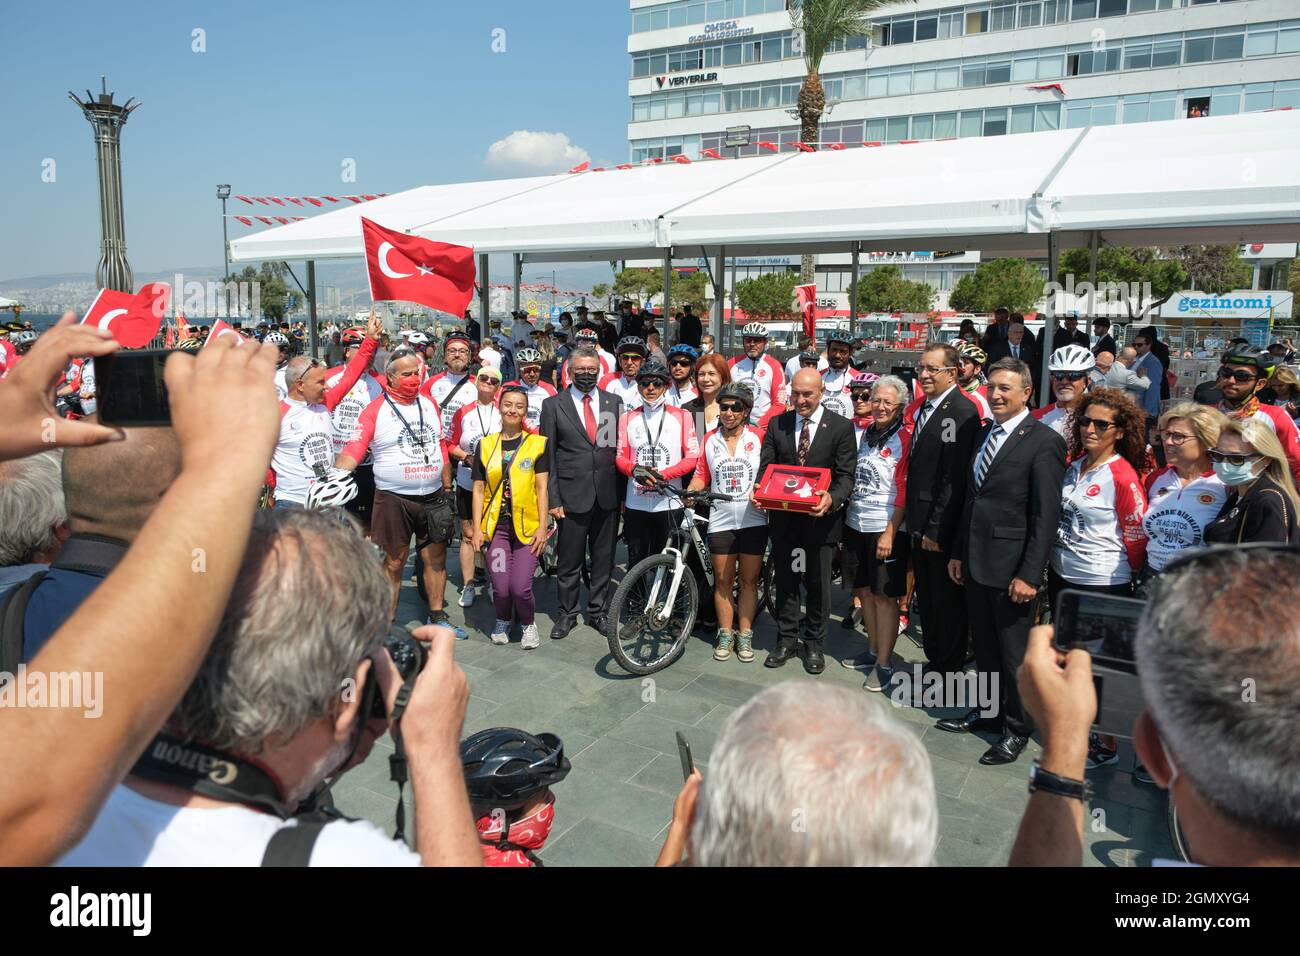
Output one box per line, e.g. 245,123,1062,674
80,283,170,348
361,217,475,315
204,318,245,347
795,283,817,340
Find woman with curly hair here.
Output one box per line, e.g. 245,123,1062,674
1050,388,1149,771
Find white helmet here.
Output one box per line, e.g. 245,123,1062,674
515,347,543,366
407,331,429,347
264,331,290,347
1048,344,1095,374
740,322,769,339
306,472,359,509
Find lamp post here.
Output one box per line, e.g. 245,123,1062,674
217,184,232,281
68,77,138,293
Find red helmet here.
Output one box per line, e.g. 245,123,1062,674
341,327,366,346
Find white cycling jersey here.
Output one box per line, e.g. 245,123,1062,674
503,379,557,430
1051,454,1148,586
1141,466,1227,573
449,400,503,492
616,403,700,514
599,372,643,411
342,392,446,496
727,352,785,432
692,425,767,533
847,420,908,534
820,365,867,420
421,370,475,436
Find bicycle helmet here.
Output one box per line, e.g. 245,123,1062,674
264,331,290,348
306,472,359,509
957,341,987,366
174,337,203,353
797,350,821,367
1221,347,1276,376
406,331,429,347
460,727,571,809
826,329,854,346
1047,344,1095,374
341,327,366,346
717,382,755,408
574,327,600,344
514,347,543,367
635,359,670,384
668,343,699,361
13,330,38,348
740,322,769,339
616,336,648,357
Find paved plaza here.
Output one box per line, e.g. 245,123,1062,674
334,552,1177,867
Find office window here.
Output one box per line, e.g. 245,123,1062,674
1125,43,1151,70
703,91,721,114
966,11,988,34
960,110,983,137
1042,0,1067,23
986,60,1012,84
650,97,667,120
633,11,651,33
762,83,781,108
866,118,887,141
1211,89,1241,115
667,93,685,119
916,16,938,41
762,37,782,61
723,43,741,66
1122,94,1149,123
913,114,935,139
1244,86,1273,112
688,3,707,24
706,0,724,17
782,83,799,106
935,112,958,138
1246,30,1277,57
1184,36,1214,64
1151,39,1180,67
887,117,910,142
825,78,843,101
1066,102,1092,128
868,73,889,97
843,74,867,99
984,108,1009,135
1098,0,1126,17
991,3,1017,30
1280,29,1300,54
893,19,915,44
1091,100,1117,125
724,90,741,111
1013,57,1038,82
652,9,669,30
1213,33,1244,61
705,47,723,67
913,68,936,93
633,98,650,122
1148,92,1177,120
1277,81,1300,108
888,71,912,95
1019,3,1042,28
1036,102,1061,130
649,54,667,74
963,64,986,88
1038,54,1064,78
742,87,760,109
743,40,761,63
668,52,683,73
1070,0,1096,19
936,65,961,89
669,5,687,28
1011,104,1036,134
939,11,963,38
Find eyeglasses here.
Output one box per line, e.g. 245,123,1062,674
1078,415,1116,432
477,375,501,384
1052,372,1086,382
640,379,667,389
620,353,644,361
869,398,899,408
718,402,746,413
742,337,765,345
1160,431,1197,446
1207,448,1261,466
1216,366,1259,383
917,364,955,375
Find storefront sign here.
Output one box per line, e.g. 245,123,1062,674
688,19,755,44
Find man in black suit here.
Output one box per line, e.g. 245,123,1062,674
986,322,1038,397
755,368,857,674
943,358,1067,765
1091,317,1117,358
677,304,702,349
904,343,982,674
539,346,625,639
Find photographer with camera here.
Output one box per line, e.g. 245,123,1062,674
1011,545,1300,867
59,508,480,867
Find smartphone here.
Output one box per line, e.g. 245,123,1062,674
1053,589,1147,739
675,731,694,782
96,350,171,427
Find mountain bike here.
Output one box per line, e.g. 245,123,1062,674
607,467,773,675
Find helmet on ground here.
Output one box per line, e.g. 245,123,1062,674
1048,344,1095,374
460,727,571,809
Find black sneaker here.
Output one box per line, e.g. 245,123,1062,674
1085,733,1118,770
840,649,876,670
862,665,894,693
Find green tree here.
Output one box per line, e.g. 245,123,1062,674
735,271,800,322
612,267,661,305
949,258,1045,313
1287,257,1300,303
670,270,709,310
857,265,934,314
1058,244,1249,318
590,282,609,299
226,263,293,321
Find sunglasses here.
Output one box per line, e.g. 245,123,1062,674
1160,431,1196,445
1078,415,1116,432
640,379,667,388
1207,449,1261,466
718,402,746,413
477,374,501,384
1216,366,1259,383
669,358,693,366
620,353,644,361
1052,372,1086,382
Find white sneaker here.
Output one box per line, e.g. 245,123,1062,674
490,619,510,645
521,623,540,649
459,586,475,608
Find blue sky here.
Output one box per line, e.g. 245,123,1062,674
0,0,631,280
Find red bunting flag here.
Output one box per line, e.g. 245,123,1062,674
362,194,377,201
273,216,289,224
322,196,340,203
756,141,779,152
795,283,817,340
568,161,590,174
269,197,285,206
827,142,846,150
863,141,883,147
256,216,274,225
236,195,253,204
304,197,323,207
80,283,170,348
1030,83,1065,95
254,197,270,205
616,163,633,170
700,148,723,160
344,196,362,203
672,154,691,164
204,319,246,347
792,142,816,153
287,197,303,206
234,216,253,226
361,217,475,316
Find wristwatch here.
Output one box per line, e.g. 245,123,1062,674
1028,760,1093,801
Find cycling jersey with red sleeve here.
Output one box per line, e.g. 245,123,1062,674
727,352,785,433
1141,466,1228,572
421,370,475,436
1032,402,1072,440
450,400,503,492
616,403,700,513
341,392,446,496
320,337,378,414
962,384,993,424
1051,454,1148,586
692,425,766,533
273,400,337,505
599,372,643,411
1221,401,1300,484
820,365,867,420
666,380,697,408
325,364,384,456
847,419,909,533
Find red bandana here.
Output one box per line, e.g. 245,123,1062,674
475,791,555,867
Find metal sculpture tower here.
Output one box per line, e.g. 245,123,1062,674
69,77,139,292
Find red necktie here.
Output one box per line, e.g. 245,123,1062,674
583,395,597,444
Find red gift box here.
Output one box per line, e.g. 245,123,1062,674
754,464,831,514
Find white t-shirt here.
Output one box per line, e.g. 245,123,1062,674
421,370,475,436
847,421,907,533
819,364,866,420
1141,466,1228,573
79,358,98,416
785,353,828,381
342,393,447,496
450,400,503,491
692,426,767,533
58,783,421,867
616,403,700,513
599,372,643,411
274,366,289,402
1052,454,1148,586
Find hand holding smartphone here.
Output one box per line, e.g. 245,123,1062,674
675,731,694,782
96,350,172,427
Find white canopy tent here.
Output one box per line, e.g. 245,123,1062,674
229,109,1300,397
0,296,19,309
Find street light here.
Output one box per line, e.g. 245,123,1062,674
216,184,231,282
724,124,751,160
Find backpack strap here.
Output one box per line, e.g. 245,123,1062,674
0,570,46,672
261,820,329,868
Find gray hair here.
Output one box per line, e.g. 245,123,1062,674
1138,549,1300,847
570,345,601,364
871,375,908,405
691,681,937,866
0,451,65,566
171,508,390,755
284,355,316,389
986,357,1032,390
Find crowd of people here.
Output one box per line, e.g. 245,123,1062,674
2,301,1299,870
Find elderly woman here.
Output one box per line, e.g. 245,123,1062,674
1204,417,1300,545
840,375,910,693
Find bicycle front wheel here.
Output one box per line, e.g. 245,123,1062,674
608,554,698,675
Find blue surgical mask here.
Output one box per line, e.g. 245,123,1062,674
1213,460,1259,486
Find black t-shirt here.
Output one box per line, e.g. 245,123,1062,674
471,435,551,518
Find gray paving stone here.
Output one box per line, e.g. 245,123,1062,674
547,768,673,840
537,817,661,868
628,752,701,798
606,711,719,763
570,737,660,782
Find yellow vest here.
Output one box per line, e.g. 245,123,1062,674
478,432,547,543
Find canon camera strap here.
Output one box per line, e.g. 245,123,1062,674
130,732,298,819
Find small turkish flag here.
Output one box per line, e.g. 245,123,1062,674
204,318,245,347
701,148,723,160
568,161,590,174
361,217,475,315
81,283,169,348
795,283,817,340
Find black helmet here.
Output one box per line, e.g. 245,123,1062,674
1221,347,1276,376
716,382,754,409
616,336,648,357
797,350,821,367
460,727,570,809
636,359,670,384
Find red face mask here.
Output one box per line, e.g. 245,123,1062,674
390,376,420,401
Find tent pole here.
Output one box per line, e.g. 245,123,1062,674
662,249,672,343
1088,230,1098,288
1040,231,1060,408
849,241,861,340
478,253,490,345
512,254,522,317
306,259,318,359
730,255,738,353
713,246,725,347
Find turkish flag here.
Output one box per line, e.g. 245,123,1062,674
361,217,475,315
701,148,723,160
204,318,245,347
795,283,817,340
81,283,169,348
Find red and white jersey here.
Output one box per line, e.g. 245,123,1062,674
599,372,643,411
78,359,98,416
421,370,475,436
615,403,700,513
692,426,767,533
503,379,557,430
0,338,15,377
847,420,908,534
1141,466,1228,573
325,366,384,456
273,366,289,402
1032,402,1073,440
450,400,503,491
727,352,785,433
666,379,697,408
1051,454,1147,586
559,350,615,387
961,383,992,423
341,393,446,496
785,352,828,382
273,400,338,505
820,365,868,420
1221,401,1300,484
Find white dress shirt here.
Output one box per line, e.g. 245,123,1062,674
972,407,1030,482
916,384,957,433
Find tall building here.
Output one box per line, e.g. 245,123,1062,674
627,0,1300,316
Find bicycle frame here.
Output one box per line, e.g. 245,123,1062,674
643,506,713,625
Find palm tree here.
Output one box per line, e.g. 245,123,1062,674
789,0,912,279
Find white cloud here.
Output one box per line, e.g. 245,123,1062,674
485,130,590,176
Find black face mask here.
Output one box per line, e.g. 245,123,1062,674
572,370,600,392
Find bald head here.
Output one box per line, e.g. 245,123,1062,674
63,427,182,542
1117,347,1137,367
1094,350,1115,373
790,368,825,418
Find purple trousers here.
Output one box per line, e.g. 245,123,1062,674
488,519,538,625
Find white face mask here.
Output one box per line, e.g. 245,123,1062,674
642,393,667,409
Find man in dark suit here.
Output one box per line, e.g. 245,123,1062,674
904,343,982,674
1091,317,1118,358
755,368,857,674
539,346,625,639
677,304,702,349
987,322,1038,397
943,358,1067,765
